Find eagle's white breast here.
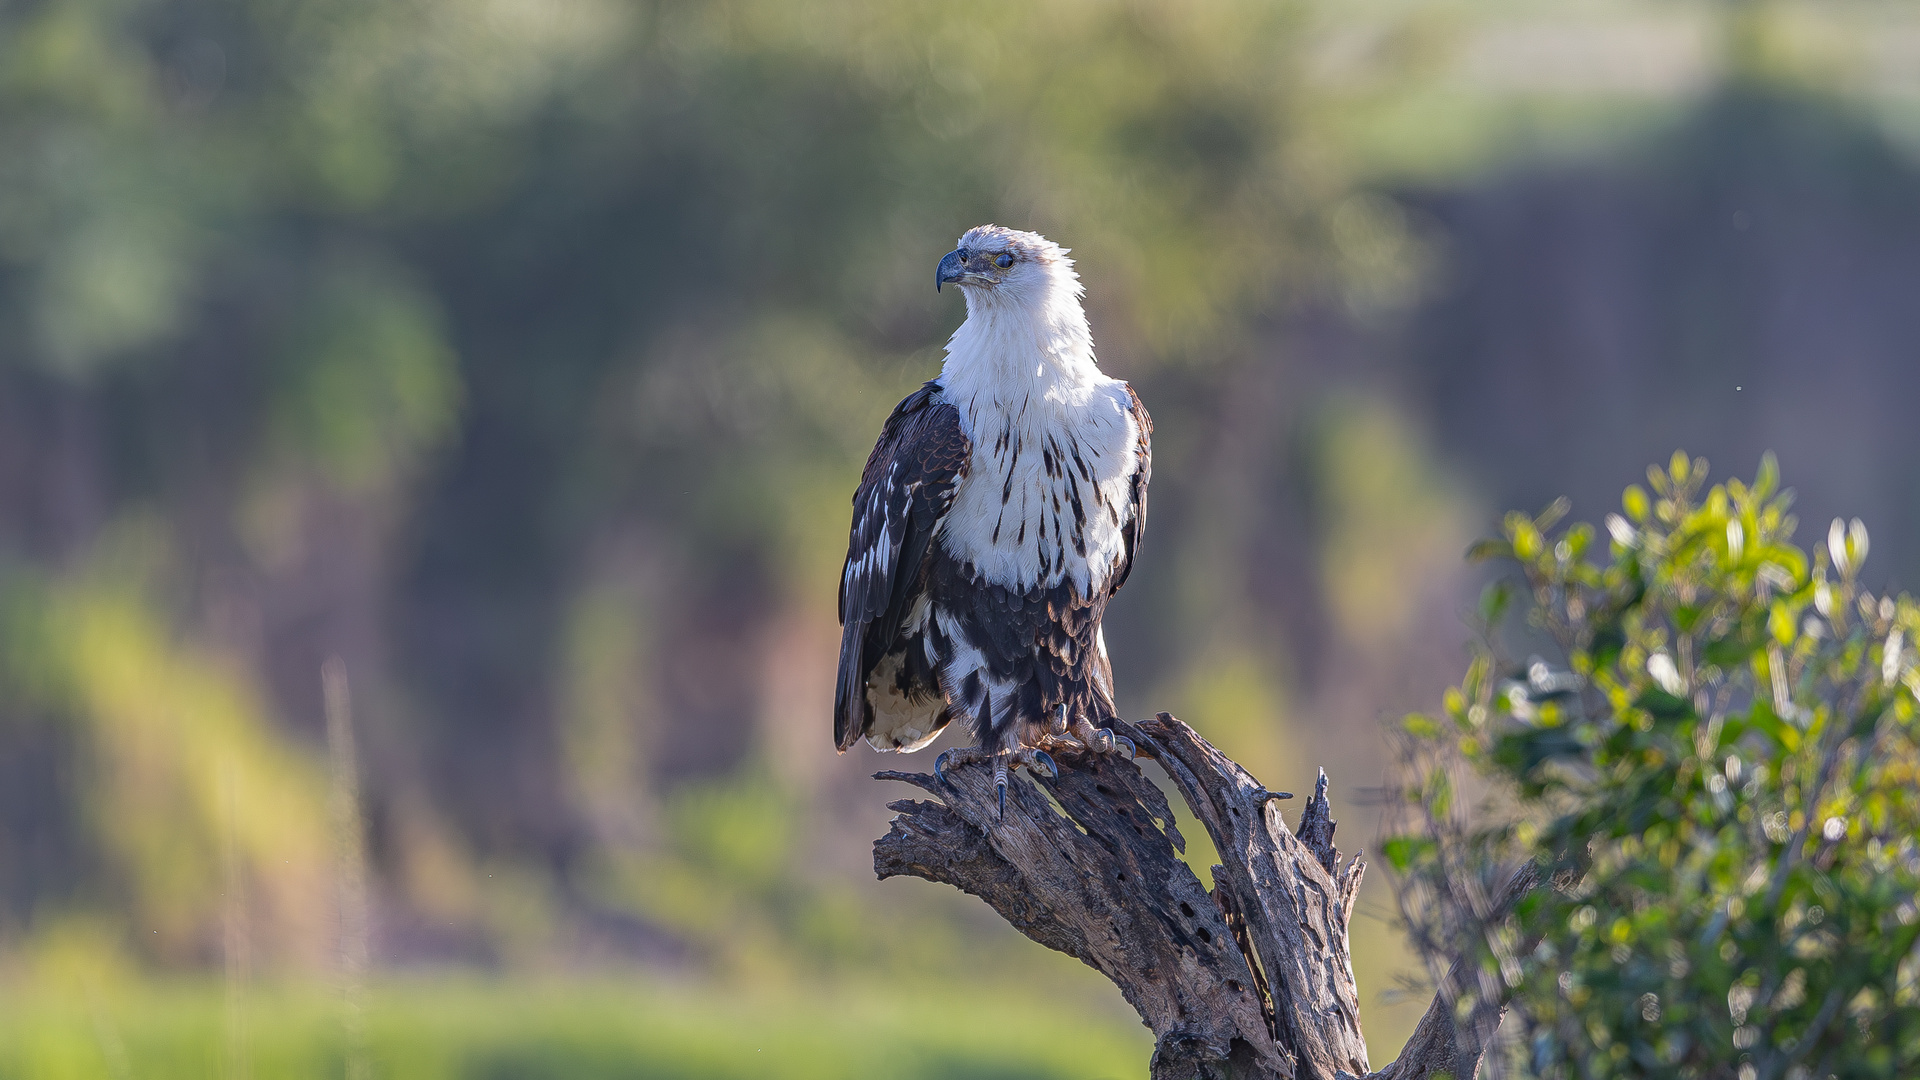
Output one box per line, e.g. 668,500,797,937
941,381,1137,595
931,241,1140,597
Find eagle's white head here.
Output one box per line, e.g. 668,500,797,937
937,225,1099,388
937,225,1083,312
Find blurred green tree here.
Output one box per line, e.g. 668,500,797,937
0,0,1387,973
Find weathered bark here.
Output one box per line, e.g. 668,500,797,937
874,743,1292,1079
872,713,1528,1080
1146,718,1370,1078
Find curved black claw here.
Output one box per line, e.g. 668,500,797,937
1110,734,1138,760
934,750,955,786
996,779,1008,818
1030,749,1060,779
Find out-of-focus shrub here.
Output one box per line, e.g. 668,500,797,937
1394,453,1920,1077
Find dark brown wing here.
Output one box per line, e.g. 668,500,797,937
834,382,970,750
1107,384,1152,596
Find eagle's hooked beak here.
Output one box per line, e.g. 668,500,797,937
936,249,965,292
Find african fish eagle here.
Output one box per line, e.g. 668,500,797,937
834,225,1152,810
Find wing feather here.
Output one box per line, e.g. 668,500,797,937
834,383,969,750
1107,384,1152,596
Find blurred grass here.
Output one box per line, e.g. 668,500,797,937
0,976,1150,1080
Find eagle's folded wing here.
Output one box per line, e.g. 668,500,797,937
834,383,970,750
1107,384,1153,597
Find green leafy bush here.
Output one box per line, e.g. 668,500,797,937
1393,453,1920,1078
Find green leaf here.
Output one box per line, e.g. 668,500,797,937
1466,538,1512,563
1623,484,1651,522
1850,698,1891,739
1634,689,1695,726
1426,771,1453,817
1403,712,1440,738
1754,451,1779,498
1510,515,1544,561
1769,601,1796,646
1702,624,1761,668
1562,522,1593,560
1756,703,1799,752
1492,727,1588,782
1588,623,1627,673
1479,580,1512,628
1673,603,1704,634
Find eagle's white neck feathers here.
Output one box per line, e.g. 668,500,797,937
933,227,1139,595
939,238,1099,399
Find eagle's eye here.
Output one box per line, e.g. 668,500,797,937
995,252,1015,269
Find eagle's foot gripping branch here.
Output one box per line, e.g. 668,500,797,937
933,745,1059,816
1040,705,1138,762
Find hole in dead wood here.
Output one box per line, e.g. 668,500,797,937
1116,872,1127,882
1229,980,1242,993
1095,784,1115,796
1179,902,1196,917
1197,927,1213,945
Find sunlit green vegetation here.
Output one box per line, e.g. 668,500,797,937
0,978,1147,1080
1396,455,1920,1075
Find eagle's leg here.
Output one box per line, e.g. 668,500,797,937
1072,714,1138,760
932,744,992,785
990,747,1061,814
1041,704,1137,760
934,689,998,787
931,691,1058,816
933,745,1060,814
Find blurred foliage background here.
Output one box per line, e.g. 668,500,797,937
4,0,1920,1075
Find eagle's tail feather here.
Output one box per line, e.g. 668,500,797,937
833,624,867,752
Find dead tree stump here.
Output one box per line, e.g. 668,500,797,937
873,713,1509,1080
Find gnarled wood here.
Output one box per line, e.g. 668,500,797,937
872,713,1532,1080
874,748,1291,1079
1140,716,1370,1079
